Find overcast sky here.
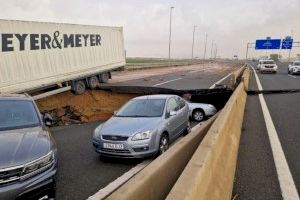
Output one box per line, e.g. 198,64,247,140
0,0,299,58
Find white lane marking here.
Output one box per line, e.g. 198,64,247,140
209,72,232,89
251,65,300,200
87,160,151,200
288,74,297,79
152,77,182,87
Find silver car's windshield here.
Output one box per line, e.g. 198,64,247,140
263,61,275,64
0,100,41,131
116,99,166,117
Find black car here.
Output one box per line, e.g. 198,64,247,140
0,94,57,200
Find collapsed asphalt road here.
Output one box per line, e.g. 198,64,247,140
37,62,239,126
46,62,241,200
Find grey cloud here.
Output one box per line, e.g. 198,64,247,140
0,0,299,58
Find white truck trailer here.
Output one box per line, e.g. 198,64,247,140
0,19,126,94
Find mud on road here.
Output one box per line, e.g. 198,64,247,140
36,90,137,126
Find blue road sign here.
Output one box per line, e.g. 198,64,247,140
281,38,293,50
255,39,281,50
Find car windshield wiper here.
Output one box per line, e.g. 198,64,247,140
115,115,156,117
129,115,149,117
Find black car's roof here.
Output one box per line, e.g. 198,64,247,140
0,93,32,101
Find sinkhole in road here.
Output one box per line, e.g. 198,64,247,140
247,89,300,95
36,86,232,126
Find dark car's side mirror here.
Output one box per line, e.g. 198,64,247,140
43,113,53,126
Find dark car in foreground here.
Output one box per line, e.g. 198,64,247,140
93,95,190,158
0,94,57,200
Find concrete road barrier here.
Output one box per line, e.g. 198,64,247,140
233,64,246,82
228,64,246,90
242,68,250,91
166,69,249,200
105,116,217,200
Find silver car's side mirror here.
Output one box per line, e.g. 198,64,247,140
169,111,177,117
113,110,118,115
43,113,53,127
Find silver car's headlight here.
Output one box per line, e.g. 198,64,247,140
93,124,103,139
132,131,151,141
21,151,55,180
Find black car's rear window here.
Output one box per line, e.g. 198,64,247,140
0,100,41,131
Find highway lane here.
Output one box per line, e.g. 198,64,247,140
251,62,300,90
105,63,238,90
233,62,300,199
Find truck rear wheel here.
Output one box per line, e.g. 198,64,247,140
99,73,109,83
73,80,86,95
88,76,99,89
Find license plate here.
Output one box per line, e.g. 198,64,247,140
103,143,124,150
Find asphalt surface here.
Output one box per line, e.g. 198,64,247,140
233,62,300,199
52,119,199,200
51,122,140,200
105,64,237,90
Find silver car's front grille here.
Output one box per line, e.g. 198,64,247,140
102,135,129,141
101,148,130,154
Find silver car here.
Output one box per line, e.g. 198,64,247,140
92,95,190,158
187,102,217,122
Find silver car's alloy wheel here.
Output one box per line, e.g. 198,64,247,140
193,110,204,122
159,135,169,155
